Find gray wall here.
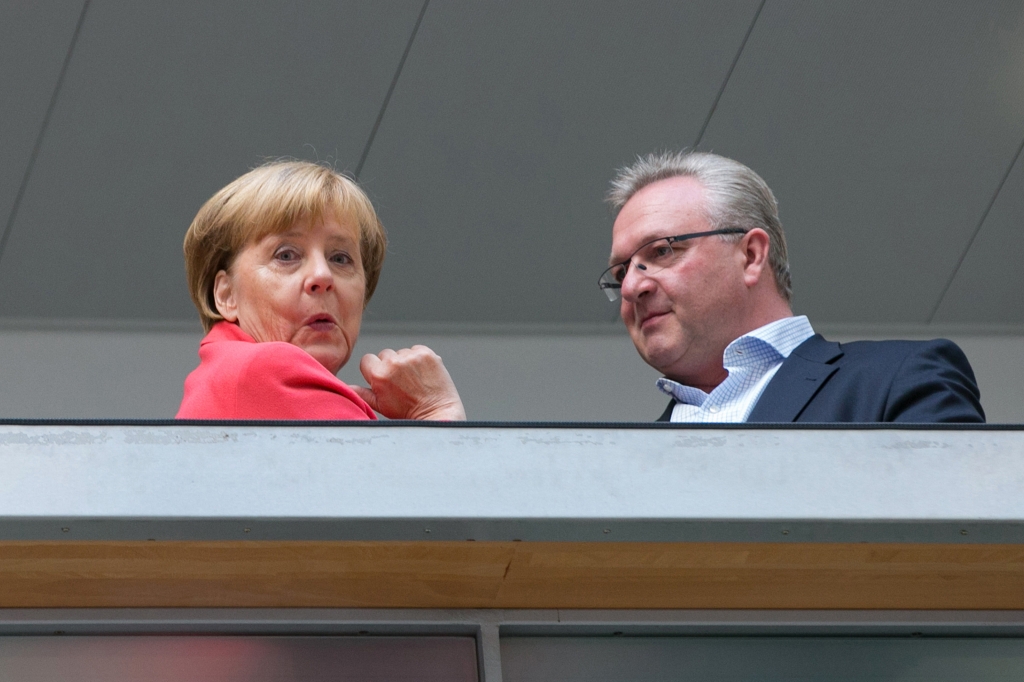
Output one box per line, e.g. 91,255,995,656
0,328,1016,423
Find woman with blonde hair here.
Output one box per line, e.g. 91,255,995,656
177,160,465,420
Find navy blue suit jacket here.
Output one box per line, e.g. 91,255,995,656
657,335,985,423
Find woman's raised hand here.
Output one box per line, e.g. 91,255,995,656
353,345,467,421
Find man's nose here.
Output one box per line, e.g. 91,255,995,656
304,255,334,294
619,262,655,302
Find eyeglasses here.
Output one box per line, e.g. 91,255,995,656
598,228,748,301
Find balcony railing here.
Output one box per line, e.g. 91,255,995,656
0,421,1022,680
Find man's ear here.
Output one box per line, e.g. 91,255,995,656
739,228,771,287
212,270,239,322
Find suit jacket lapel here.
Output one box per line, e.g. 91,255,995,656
747,335,843,422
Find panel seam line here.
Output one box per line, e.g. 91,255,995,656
926,133,1024,323
0,0,92,270
354,0,430,179
693,0,766,149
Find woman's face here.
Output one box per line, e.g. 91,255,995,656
213,215,365,374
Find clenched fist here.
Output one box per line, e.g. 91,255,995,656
352,345,466,421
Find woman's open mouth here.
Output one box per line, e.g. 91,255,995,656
304,314,338,333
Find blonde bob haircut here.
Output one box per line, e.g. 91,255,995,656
184,161,387,332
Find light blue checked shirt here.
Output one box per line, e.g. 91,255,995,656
657,315,816,423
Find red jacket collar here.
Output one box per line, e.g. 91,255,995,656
201,321,256,346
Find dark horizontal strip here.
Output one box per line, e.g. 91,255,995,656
0,419,1016,430
1,518,1020,544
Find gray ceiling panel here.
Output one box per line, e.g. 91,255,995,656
932,148,1024,324
3,1,1022,332
359,0,761,325
0,0,422,321
0,1,84,240
700,0,1024,324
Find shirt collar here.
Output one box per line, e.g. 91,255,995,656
655,379,709,407
656,315,815,404
741,315,815,359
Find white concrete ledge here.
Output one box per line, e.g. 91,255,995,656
0,423,1021,542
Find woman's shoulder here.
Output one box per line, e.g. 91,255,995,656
180,323,375,420
201,322,320,368
241,340,339,383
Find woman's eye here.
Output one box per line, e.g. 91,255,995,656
330,252,353,265
274,248,299,262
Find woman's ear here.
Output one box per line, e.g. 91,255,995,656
212,270,239,322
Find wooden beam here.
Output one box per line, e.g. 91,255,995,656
1,541,1022,609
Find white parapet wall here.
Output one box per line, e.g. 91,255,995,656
0,422,1022,541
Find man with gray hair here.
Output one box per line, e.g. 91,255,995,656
602,151,984,422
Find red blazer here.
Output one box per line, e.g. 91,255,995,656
176,322,376,420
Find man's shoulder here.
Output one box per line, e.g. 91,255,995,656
833,337,959,353
793,335,966,367
787,335,977,390
770,335,983,423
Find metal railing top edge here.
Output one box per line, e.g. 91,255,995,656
0,419,1018,430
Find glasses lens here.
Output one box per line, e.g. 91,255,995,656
598,238,678,302
599,231,744,301
598,265,624,301
634,238,678,275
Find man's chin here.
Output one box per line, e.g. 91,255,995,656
634,339,682,375
630,342,671,374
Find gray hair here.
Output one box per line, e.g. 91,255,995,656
607,151,791,301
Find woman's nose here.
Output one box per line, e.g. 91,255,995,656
304,255,334,294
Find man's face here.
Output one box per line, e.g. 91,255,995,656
611,176,748,384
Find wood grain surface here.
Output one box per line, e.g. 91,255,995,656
0,541,1021,609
